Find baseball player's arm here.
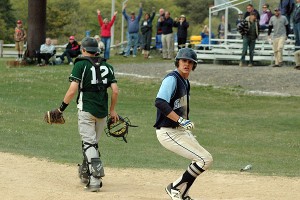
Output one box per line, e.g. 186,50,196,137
154,98,181,121
166,110,180,122
155,98,194,129
109,82,119,122
62,81,78,105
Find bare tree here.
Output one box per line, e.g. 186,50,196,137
27,0,46,58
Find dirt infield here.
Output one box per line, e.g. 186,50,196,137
1,152,299,200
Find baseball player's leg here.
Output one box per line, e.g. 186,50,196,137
157,128,213,199
78,111,103,191
95,117,106,142
157,128,213,170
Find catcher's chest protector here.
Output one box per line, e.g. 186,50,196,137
75,56,106,83
74,56,106,103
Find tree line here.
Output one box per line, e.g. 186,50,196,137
1,0,214,44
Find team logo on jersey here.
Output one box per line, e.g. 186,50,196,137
173,95,187,110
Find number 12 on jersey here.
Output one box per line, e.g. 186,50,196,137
90,65,109,84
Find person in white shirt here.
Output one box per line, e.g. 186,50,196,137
94,35,105,53
37,38,56,66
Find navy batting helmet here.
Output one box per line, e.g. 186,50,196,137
175,48,198,70
81,37,100,53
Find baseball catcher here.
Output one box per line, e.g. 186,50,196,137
44,37,119,192
104,115,138,143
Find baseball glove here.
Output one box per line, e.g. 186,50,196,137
104,115,137,143
44,109,65,124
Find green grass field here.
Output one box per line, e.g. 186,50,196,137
0,58,299,177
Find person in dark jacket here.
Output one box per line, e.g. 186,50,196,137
293,0,300,51
173,15,189,49
244,4,260,21
59,36,80,65
238,12,259,67
279,0,295,24
158,11,174,59
140,8,155,58
155,8,165,50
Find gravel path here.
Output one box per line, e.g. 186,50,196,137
114,61,300,96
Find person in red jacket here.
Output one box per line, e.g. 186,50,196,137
97,9,117,60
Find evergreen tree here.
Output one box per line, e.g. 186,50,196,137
0,0,16,42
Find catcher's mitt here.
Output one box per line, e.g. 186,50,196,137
44,109,65,124
104,115,137,143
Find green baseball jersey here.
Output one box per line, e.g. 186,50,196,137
69,57,117,118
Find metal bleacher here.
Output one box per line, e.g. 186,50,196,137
194,33,296,65
194,0,296,65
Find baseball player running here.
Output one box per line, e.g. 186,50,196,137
154,48,213,200
56,37,119,192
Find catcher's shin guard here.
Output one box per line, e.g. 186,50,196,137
81,142,105,178
78,159,89,184
78,161,89,183
91,158,105,178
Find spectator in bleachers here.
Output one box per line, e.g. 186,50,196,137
156,8,165,51
97,9,117,60
236,11,244,27
268,8,289,67
36,37,56,66
244,4,260,21
198,25,216,50
140,8,155,59
122,2,143,58
238,12,259,67
278,0,295,26
58,36,80,65
158,11,174,59
292,0,300,51
260,3,272,30
173,15,189,49
217,15,231,42
293,49,300,69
